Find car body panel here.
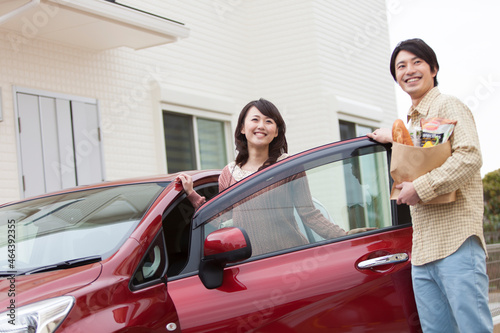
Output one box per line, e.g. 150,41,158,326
0,263,102,306
58,240,180,332
168,227,419,332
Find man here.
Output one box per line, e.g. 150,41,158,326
367,38,493,332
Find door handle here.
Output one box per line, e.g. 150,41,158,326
357,253,408,269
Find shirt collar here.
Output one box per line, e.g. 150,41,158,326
407,87,441,122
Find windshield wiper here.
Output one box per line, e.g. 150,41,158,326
15,255,102,276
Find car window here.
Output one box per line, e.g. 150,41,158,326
202,143,392,258
0,183,167,270
296,150,391,242
131,231,168,289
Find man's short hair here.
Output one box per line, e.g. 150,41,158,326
390,38,439,87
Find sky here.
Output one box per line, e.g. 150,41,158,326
385,0,500,177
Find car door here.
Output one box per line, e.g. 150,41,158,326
101,177,221,333
167,137,421,332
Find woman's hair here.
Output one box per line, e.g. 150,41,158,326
234,98,288,170
390,38,439,87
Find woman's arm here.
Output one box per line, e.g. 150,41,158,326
218,165,234,192
175,173,206,209
292,172,375,238
291,172,348,239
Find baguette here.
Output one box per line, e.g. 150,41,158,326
392,119,413,146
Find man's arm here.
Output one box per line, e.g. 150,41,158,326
412,100,482,203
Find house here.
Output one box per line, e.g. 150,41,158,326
0,0,398,204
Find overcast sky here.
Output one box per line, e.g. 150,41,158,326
385,0,500,177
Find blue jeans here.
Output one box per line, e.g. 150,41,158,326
412,236,493,333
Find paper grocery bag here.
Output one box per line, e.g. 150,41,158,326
390,140,456,205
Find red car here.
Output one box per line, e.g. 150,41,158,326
0,137,421,332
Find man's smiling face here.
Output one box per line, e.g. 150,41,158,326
395,50,437,106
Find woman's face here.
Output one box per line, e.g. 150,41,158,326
240,106,278,149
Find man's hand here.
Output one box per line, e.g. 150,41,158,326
396,182,420,206
366,128,393,144
347,227,377,235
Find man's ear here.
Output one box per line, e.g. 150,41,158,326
431,66,438,77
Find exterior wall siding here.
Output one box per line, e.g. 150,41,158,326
0,0,397,204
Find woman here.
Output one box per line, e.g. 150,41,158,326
176,98,288,207
176,98,368,255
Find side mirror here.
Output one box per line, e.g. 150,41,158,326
198,227,252,289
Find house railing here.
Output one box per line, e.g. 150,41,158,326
488,243,500,293
485,231,500,244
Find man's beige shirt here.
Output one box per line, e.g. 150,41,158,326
407,87,486,265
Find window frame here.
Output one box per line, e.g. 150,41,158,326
165,180,220,280
196,138,391,225
162,103,233,171
339,119,375,140
130,230,168,291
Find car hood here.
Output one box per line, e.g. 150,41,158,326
0,263,102,309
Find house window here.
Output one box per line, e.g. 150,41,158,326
163,111,229,173
339,120,373,140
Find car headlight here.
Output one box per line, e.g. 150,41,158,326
0,296,74,333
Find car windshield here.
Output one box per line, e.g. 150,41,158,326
0,183,167,271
